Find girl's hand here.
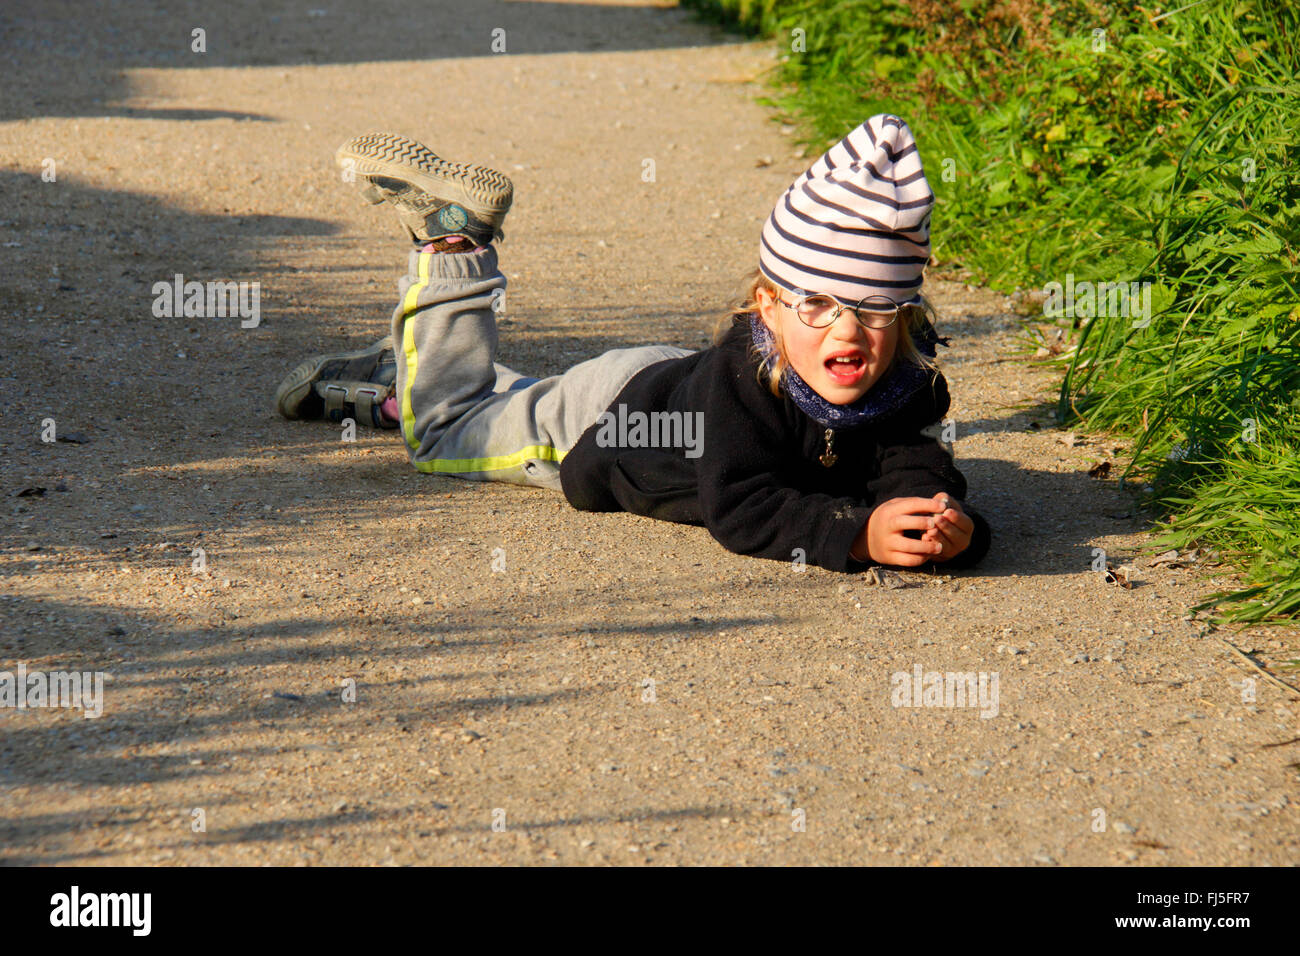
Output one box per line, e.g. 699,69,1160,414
920,493,974,562
855,494,960,567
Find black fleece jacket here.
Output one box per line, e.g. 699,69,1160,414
559,316,992,573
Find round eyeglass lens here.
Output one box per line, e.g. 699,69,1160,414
791,292,839,327
853,295,904,329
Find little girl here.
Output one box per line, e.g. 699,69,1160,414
275,117,991,572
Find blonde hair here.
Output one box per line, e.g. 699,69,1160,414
715,267,941,397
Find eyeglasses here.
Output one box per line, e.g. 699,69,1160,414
775,291,924,330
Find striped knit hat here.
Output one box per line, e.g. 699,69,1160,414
759,114,933,304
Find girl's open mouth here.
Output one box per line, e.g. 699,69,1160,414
824,352,867,386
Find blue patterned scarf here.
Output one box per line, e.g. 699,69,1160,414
748,312,947,429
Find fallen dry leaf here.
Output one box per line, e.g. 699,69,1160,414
869,567,906,589
1151,548,1210,569
1103,562,1136,589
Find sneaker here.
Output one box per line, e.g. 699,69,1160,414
336,132,514,248
274,336,398,429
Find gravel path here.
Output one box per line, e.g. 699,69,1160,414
2,0,1297,866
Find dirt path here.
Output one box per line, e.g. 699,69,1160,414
2,0,1297,866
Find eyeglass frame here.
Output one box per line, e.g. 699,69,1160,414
773,289,923,331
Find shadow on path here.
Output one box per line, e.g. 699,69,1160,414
2,0,734,122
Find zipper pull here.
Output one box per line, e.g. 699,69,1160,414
819,427,838,467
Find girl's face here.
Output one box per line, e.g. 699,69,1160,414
755,286,902,405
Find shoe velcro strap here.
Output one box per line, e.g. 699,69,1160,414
322,383,349,420
322,382,386,425
353,387,380,425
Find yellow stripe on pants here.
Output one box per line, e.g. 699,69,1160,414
411,443,564,475
400,250,432,450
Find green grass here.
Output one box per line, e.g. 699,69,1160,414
684,0,1300,626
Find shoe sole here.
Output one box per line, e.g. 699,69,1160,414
274,339,393,420
336,133,513,239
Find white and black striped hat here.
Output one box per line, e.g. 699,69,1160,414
759,114,933,305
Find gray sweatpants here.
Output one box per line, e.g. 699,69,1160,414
389,244,693,489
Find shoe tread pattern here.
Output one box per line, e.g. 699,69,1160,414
339,132,512,211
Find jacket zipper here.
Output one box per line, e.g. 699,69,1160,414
819,427,838,468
